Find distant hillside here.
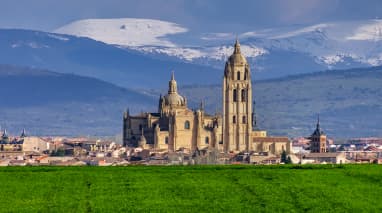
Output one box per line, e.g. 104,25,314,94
1,64,382,138
179,66,382,138
0,29,220,88
0,65,156,136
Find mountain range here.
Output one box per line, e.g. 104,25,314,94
2,18,382,90
0,64,155,136
55,18,382,79
1,17,382,138
1,64,382,138
0,29,220,89
179,66,382,138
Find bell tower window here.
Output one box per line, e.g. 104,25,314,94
233,89,237,102
237,71,240,80
233,116,236,124
241,89,246,102
242,116,246,124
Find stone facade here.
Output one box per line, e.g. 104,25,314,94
123,72,222,152
123,40,291,155
222,40,252,152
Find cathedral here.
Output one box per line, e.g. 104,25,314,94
123,40,291,154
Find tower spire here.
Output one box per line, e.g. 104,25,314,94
168,71,178,94
200,99,205,111
21,128,26,138
316,114,320,130
234,37,241,54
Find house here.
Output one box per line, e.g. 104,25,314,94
302,152,347,164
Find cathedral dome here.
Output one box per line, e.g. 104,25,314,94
164,93,185,106
228,39,247,65
229,53,247,64
162,72,186,107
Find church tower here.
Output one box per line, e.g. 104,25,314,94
223,39,252,152
309,116,327,153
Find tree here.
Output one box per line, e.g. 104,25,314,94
51,148,65,156
281,150,291,164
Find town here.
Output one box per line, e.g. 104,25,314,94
1,41,381,166
1,128,382,166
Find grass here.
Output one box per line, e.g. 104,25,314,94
0,165,381,212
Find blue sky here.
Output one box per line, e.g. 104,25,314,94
1,0,382,32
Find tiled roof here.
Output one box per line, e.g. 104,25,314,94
253,137,290,143
304,153,342,158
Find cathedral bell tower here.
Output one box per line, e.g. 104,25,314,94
223,39,252,152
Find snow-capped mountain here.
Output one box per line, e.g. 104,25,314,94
0,29,221,88
55,18,382,79
55,18,188,47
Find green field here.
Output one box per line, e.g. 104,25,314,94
0,165,381,212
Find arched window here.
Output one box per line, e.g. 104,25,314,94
233,116,236,124
242,116,246,124
184,120,190,130
241,89,246,102
233,89,237,102
244,71,247,80
237,71,241,80
205,137,209,144
165,136,169,144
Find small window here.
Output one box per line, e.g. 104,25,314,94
237,71,240,80
165,136,169,144
205,137,209,145
241,89,246,102
184,121,190,130
233,116,236,124
233,89,237,102
242,116,246,124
